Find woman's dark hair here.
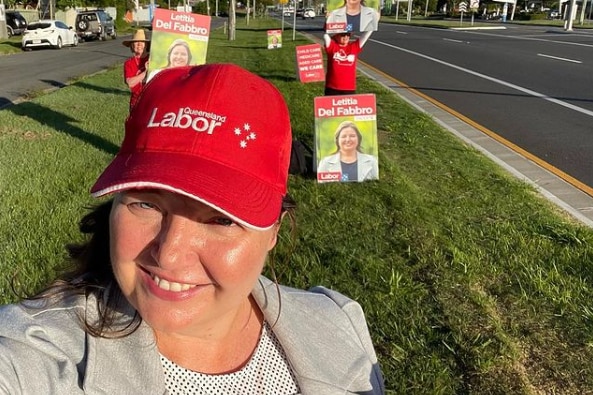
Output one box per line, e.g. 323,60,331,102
27,194,297,338
332,120,364,154
341,0,367,7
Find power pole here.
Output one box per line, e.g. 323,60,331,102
228,0,236,40
0,0,7,40
564,0,577,30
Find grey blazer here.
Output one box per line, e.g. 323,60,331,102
317,152,379,182
0,276,385,394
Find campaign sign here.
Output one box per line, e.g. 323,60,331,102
296,44,325,83
147,9,211,82
267,29,282,49
315,94,379,183
325,0,380,32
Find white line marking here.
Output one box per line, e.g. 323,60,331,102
396,31,408,34
385,23,593,48
443,38,464,43
369,38,593,117
537,53,582,63
459,30,593,48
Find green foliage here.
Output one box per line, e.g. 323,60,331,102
1,17,593,393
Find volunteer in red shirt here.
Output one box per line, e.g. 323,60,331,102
323,30,372,96
123,29,150,111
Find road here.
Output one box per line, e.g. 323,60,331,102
360,23,593,191
0,37,131,108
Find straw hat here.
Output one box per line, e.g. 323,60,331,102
122,29,150,47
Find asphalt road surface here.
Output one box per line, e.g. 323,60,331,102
0,37,131,108
359,23,593,192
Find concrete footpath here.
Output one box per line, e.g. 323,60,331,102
357,61,593,228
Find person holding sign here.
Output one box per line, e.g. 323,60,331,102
326,0,379,32
0,64,385,394
323,30,372,95
318,120,379,182
122,29,150,111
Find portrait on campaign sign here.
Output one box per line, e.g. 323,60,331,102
147,9,211,82
267,29,282,49
315,94,379,183
325,0,380,32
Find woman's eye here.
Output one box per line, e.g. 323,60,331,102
211,217,235,227
129,201,159,212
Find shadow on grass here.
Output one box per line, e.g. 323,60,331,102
257,73,299,82
39,79,67,89
3,41,23,50
72,81,129,97
6,102,120,155
0,97,13,109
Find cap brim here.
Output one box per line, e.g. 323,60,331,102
90,152,283,231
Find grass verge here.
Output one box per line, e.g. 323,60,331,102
1,16,593,394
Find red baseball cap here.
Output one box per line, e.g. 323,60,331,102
91,64,292,230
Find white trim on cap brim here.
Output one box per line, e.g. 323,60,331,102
91,181,275,231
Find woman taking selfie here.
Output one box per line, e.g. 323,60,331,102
0,64,384,394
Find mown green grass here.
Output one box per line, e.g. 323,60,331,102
2,16,593,394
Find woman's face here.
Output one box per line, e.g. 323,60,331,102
169,45,189,67
336,33,351,45
131,41,146,56
337,126,359,153
109,189,280,336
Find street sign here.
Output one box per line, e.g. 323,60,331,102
470,0,479,10
459,1,467,12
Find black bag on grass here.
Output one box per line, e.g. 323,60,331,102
289,139,313,176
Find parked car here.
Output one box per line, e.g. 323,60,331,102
75,9,116,41
303,8,316,18
21,20,79,50
6,10,28,37
283,8,294,16
548,9,560,19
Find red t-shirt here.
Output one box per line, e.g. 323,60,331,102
324,39,362,91
123,55,148,109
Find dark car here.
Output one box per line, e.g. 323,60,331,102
6,10,28,37
75,9,116,41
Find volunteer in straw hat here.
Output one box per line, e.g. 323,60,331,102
122,29,150,111
0,64,385,394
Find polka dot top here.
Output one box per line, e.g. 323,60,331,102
160,322,301,394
